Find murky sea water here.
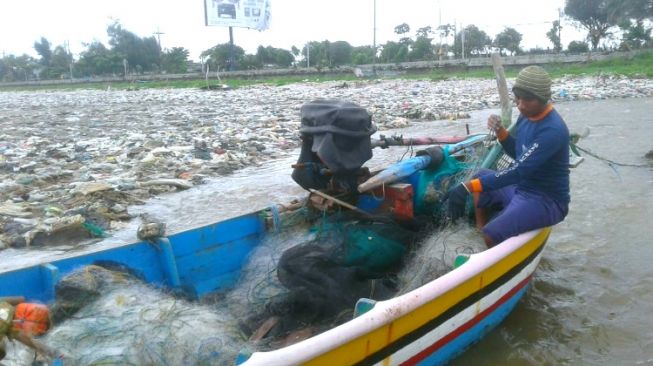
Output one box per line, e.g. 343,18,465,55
3,96,653,364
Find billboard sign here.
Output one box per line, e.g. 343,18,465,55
204,0,271,31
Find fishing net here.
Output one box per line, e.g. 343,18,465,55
46,282,244,365
49,264,139,324
236,213,430,348
233,136,501,349
389,136,499,293
397,224,487,294
1,340,37,366
25,214,425,364
29,226,316,365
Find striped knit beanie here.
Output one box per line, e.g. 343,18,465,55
512,66,552,103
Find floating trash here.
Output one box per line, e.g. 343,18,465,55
0,76,652,249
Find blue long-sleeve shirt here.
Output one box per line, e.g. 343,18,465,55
478,106,570,205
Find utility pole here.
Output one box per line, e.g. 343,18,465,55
373,0,377,75
154,28,165,50
461,23,465,60
558,8,563,52
453,21,457,58
228,26,235,71
154,27,165,71
437,0,443,61
306,43,310,68
65,40,73,80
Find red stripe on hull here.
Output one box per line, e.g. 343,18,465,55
401,274,533,366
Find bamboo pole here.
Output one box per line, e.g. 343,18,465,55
308,189,372,217
491,53,512,128
481,54,513,169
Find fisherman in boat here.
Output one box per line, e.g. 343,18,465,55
447,65,570,247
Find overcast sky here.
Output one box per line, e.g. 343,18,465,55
1,0,586,61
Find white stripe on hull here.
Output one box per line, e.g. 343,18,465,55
378,250,544,366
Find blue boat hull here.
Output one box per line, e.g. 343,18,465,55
1,213,266,303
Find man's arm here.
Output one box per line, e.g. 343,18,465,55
488,114,516,159
465,125,566,193
497,132,516,159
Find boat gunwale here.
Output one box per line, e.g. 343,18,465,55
0,210,266,275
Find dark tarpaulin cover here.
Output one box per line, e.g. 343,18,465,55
300,100,376,173
292,100,377,190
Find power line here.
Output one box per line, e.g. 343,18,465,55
512,21,556,26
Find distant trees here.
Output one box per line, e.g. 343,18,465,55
377,24,438,63
301,41,325,68
568,40,590,52
0,54,36,82
297,40,355,68
494,27,523,55
161,47,191,73
379,41,408,63
107,22,161,73
606,0,653,22
454,25,492,57
301,41,326,68
436,24,456,57
290,46,300,58
33,38,52,68
394,23,411,41
0,21,194,81
618,19,652,49
256,46,294,68
564,0,652,51
49,45,74,79
351,46,375,65
328,41,354,66
410,26,435,61
546,21,563,52
76,41,123,76
201,43,245,71
376,23,414,63
2,4,653,83
564,0,614,50
32,37,72,80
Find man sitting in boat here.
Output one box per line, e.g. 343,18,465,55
447,65,570,247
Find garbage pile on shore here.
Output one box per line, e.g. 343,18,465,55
1,75,652,249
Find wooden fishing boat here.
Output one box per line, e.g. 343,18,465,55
0,127,556,365
0,56,577,365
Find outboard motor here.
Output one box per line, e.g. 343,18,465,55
292,100,377,192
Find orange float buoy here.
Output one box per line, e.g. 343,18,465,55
12,303,50,336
